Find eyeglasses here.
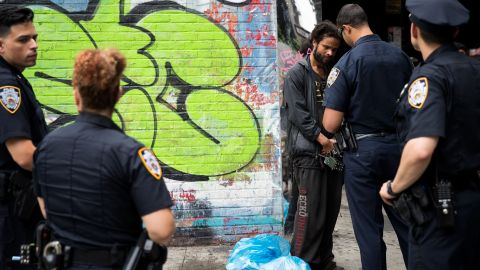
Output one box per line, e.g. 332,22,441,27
337,26,344,37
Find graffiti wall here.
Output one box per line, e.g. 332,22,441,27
7,0,281,244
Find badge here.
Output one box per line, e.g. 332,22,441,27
408,77,428,109
138,147,162,180
326,67,340,88
0,86,21,114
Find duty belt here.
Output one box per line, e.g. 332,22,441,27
354,132,393,141
69,246,129,267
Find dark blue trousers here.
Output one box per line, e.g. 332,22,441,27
408,188,480,270
343,135,409,270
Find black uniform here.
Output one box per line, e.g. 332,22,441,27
0,56,47,268
396,1,480,269
396,44,480,270
323,34,411,270
33,112,173,268
284,57,343,270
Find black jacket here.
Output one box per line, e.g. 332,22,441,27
284,57,323,158
0,56,47,171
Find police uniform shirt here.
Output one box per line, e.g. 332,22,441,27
0,56,47,170
323,34,412,134
33,112,173,248
396,44,480,176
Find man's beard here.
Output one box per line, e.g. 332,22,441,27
313,47,330,66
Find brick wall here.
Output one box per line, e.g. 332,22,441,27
11,0,282,244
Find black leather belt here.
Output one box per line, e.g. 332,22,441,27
70,247,129,267
354,132,394,141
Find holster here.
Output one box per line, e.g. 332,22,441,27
10,171,41,222
123,230,167,270
335,122,358,152
392,184,434,226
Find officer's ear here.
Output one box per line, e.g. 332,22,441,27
411,23,418,39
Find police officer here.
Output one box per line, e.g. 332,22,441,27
320,4,412,270
0,6,47,269
379,0,480,269
33,48,175,269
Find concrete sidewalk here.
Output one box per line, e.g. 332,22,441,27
164,190,406,270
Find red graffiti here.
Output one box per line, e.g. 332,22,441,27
240,45,254,57
245,24,276,47
171,189,197,203
241,62,255,73
232,78,277,108
278,48,309,72
242,0,271,22
204,3,238,36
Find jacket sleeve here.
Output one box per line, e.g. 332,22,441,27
284,65,321,142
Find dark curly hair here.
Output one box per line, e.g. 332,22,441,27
310,20,340,46
72,49,126,110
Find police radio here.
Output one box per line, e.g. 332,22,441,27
434,180,455,229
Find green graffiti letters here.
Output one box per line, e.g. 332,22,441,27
22,0,260,180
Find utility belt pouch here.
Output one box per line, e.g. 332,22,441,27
16,222,53,267
10,171,39,221
123,230,168,270
433,179,455,229
392,184,433,226
336,122,357,152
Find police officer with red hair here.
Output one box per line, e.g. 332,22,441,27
33,49,175,269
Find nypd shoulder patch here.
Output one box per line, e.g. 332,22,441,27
408,77,428,109
138,147,162,180
326,67,340,88
0,86,21,114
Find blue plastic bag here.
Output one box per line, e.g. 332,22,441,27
260,256,311,270
226,234,310,270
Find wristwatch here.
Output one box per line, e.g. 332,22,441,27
386,180,400,197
